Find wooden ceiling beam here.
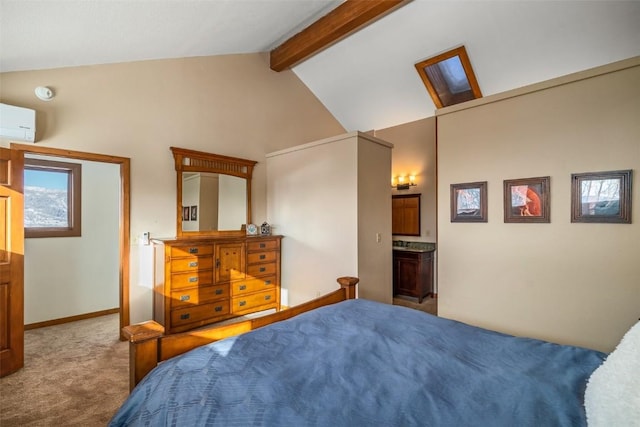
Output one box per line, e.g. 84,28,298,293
270,0,407,72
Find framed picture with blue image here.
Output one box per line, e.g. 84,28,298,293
450,181,487,222
571,169,632,223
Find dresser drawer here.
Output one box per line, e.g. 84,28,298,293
246,262,276,277
247,251,277,265
170,244,213,258
171,301,230,327
170,256,213,273
247,239,279,252
232,289,277,314
171,284,229,309
171,270,213,290
231,276,277,296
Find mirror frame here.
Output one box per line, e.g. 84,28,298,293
392,194,421,236
171,146,257,237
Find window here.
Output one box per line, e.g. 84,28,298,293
24,158,81,238
415,45,482,108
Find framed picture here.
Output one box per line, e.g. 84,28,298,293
503,176,550,223
450,181,487,222
571,170,632,223
182,206,190,221
190,205,198,221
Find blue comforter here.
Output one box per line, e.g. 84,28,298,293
110,299,606,426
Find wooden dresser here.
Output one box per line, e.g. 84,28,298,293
153,235,282,334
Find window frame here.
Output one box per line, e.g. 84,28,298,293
24,158,82,238
414,45,482,108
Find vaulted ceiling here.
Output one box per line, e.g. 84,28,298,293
1,0,639,132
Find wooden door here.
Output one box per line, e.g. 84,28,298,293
0,147,24,377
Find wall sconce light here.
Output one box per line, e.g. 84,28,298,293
392,175,417,190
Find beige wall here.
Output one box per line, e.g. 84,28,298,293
1,53,345,322
266,132,393,306
436,57,640,353
357,135,393,303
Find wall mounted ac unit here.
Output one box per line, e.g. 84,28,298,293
0,103,36,143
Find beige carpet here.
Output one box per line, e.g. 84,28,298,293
0,314,128,426
393,295,438,316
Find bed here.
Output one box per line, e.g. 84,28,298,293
111,277,639,426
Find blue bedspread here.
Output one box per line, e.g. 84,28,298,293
110,299,606,426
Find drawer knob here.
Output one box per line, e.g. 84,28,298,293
259,254,266,260
239,285,246,291
259,267,266,272
239,301,246,307
189,277,198,283
264,280,271,285
259,243,266,248
180,313,190,320
214,306,223,312
265,295,271,301
215,289,223,295
180,295,190,301
189,248,198,254
189,261,198,267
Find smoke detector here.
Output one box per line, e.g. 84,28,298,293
35,86,54,101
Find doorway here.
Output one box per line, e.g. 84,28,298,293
12,143,130,336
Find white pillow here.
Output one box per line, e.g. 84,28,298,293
584,321,640,427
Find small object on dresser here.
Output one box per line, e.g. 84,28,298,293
260,222,271,235
246,223,258,235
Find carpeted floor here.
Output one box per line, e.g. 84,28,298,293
0,314,128,426
392,294,438,316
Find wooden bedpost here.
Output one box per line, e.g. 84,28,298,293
122,321,165,391
337,276,359,300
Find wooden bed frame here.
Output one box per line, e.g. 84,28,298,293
122,276,359,390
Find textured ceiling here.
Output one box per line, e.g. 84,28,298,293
1,0,639,132
0,0,342,71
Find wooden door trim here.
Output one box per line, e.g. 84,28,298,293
11,143,131,337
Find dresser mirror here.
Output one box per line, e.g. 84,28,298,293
171,147,257,237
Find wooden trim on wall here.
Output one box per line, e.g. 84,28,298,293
25,308,119,330
436,55,640,117
11,143,131,339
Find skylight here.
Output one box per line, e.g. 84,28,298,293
415,46,482,108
